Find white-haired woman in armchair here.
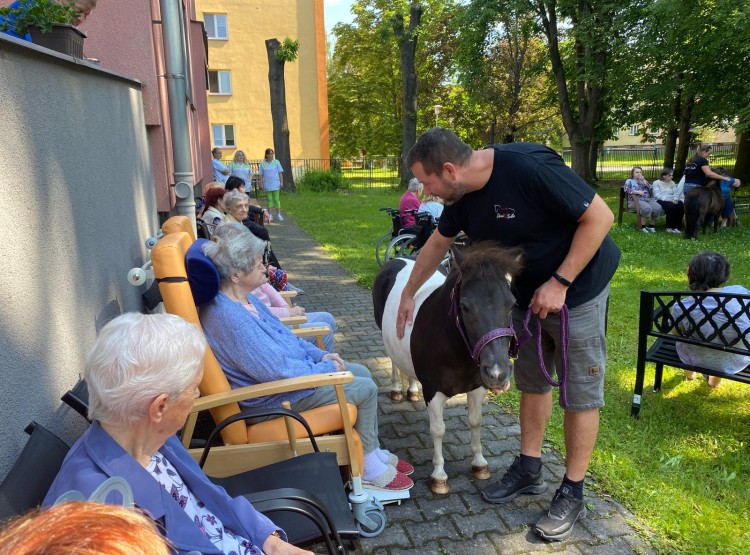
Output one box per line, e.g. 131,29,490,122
199,227,414,492
43,312,311,555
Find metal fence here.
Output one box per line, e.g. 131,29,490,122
222,145,738,189
561,143,738,181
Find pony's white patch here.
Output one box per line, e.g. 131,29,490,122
381,259,446,381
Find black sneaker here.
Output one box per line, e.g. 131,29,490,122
534,485,587,541
481,456,546,504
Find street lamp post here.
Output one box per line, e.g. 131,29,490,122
433,104,442,128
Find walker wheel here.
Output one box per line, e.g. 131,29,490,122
356,508,386,537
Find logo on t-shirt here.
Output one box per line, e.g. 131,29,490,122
494,205,516,220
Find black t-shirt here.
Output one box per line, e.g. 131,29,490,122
438,143,620,308
683,156,708,185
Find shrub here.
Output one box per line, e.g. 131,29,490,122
297,170,350,192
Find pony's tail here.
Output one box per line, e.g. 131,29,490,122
684,194,699,238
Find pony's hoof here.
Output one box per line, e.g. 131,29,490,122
407,391,420,402
472,465,491,480
390,391,403,402
429,478,450,494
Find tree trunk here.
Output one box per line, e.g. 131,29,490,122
673,95,695,180
733,130,750,182
663,127,678,170
266,38,295,192
570,140,593,179
393,4,422,189
536,0,603,183
587,141,601,182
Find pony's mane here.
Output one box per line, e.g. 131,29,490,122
457,241,523,279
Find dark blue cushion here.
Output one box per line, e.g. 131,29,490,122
185,239,221,306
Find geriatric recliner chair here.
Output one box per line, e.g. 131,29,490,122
152,217,364,478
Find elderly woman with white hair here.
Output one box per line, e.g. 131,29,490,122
213,224,337,351
43,313,310,555
199,230,414,492
399,177,423,228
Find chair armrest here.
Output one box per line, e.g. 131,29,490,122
280,316,308,326
279,290,297,307
192,371,354,413
291,326,331,339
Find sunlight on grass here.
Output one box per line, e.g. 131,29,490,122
281,184,750,554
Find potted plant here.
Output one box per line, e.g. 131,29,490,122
0,0,86,58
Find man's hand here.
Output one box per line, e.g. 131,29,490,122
263,533,313,555
290,306,305,317
396,292,415,339
529,278,568,319
321,353,346,371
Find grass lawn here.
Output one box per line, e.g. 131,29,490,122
281,184,750,554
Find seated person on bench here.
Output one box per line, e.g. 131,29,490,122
671,251,750,388
214,224,337,352
199,227,414,492
43,313,310,555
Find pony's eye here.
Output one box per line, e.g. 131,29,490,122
459,300,472,313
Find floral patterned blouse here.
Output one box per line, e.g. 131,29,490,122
147,452,265,555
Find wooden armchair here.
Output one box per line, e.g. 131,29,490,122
150,226,363,479
617,186,643,230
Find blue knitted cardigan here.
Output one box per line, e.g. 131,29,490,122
199,292,335,409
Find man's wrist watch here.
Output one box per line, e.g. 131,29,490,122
552,272,573,288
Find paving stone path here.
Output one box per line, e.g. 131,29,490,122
270,216,655,555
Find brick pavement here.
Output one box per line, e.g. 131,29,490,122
269,217,655,555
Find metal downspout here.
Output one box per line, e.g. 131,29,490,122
160,0,196,235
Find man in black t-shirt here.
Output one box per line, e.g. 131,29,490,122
396,128,620,542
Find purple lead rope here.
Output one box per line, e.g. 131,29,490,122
519,305,570,408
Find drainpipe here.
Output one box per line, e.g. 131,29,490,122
160,0,196,235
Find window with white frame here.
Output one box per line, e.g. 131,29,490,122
208,70,232,94
204,13,228,39
629,125,638,136
212,124,235,147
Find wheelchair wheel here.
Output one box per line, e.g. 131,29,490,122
375,232,393,267
384,234,417,262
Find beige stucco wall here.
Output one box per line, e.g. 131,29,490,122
0,36,158,478
197,0,328,160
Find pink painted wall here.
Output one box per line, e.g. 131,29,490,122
1,0,212,211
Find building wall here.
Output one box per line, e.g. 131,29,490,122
82,0,212,209
0,37,158,479
197,0,329,161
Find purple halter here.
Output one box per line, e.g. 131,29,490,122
449,273,519,365
518,305,571,408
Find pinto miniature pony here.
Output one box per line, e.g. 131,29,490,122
372,242,522,494
684,179,723,239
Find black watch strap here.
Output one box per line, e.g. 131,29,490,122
552,272,573,287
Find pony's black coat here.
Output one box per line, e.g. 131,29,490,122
372,243,522,405
684,179,723,239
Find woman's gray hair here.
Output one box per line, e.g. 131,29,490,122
223,189,248,212
85,313,206,426
203,227,265,282
213,222,249,241
407,178,422,192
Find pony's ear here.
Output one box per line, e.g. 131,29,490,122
450,244,464,266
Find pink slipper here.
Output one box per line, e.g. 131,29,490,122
363,467,414,491
386,453,414,476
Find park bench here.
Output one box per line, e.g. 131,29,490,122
731,190,750,225
631,290,750,418
617,187,644,231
